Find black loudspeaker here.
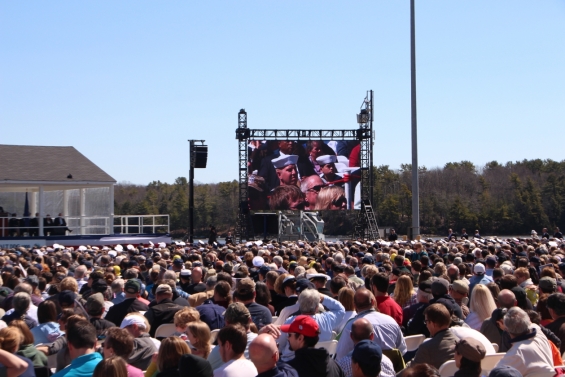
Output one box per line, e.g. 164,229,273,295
194,146,208,168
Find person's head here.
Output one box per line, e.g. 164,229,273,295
174,307,200,332
103,327,134,359
280,315,320,351
224,303,252,330
269,185,306,210
449,280,469,302
514,267,530,285
497,289,517,309
93,357,128,377
158,337,191,372
0,327,22,353
217,324,248,362
67,320,97,358
454,338,486,371
370,273,389,295
351,340,382,377
12,292,31,313
316,155,338,179
124,279,141,298
423,303,451,336
300,175,325,209
546,293,565,319
393,275,415,307
155,284,173,303
314,186,347,210
469,284,497,322
120,314,150,337
234,278,256,303
338,287,355,311
277,140,295,155
186,321,211,358
37,300,58,324
274,157,298,186
298,288,321,315
353,288,376,311
249,333,280,374
8,320,34,346
402,363,440,377
504,307,531,338
61,277,79,292
192,267,203,283
350,318,374,344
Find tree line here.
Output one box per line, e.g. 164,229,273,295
113,158,565,237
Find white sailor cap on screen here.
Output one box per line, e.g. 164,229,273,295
272,155,298,169
316,155,337,165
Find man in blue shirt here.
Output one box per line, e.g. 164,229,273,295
53,320,102,377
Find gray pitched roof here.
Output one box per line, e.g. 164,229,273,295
0,145,116,183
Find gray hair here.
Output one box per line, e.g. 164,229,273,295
381,253,390,261
504,307,531,336
206,275,217,289
75,265,87,278
294,266,306,277
14,283,33,295
163,270,177,280
273,256,283,266
111,278,125,290
124,268,138,279
417,289,433,302
13,292,31,313
298,289,320,314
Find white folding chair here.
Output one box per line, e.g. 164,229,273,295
316,340,338,358
154,323,177,338
438,360,458,377
491,343,499,352
481,353,506,375
404,334,426,352
210,329,220,344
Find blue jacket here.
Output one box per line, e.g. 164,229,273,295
52,352,103,377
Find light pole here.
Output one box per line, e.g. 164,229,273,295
410,0,420,239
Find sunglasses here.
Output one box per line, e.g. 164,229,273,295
307,185,324,193
332,196,347,207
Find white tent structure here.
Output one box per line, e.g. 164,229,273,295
0,145,116,236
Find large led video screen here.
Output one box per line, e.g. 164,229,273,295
247,140,361,211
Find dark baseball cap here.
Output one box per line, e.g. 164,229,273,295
352,340,383,374
295,278,315,293
124,279,141,294
431,278,449,296
92,279,108,293
259,265,271,276
418,279,432,294
58,290,76,306
362,256,374,265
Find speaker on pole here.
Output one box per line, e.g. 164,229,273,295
194,145,208,168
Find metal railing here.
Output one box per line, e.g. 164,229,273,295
0,215,169,236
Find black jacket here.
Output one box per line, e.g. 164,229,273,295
258,362,299,377
288,348,344,377
105,298,149,327
90,317,116,336
144,299,184,337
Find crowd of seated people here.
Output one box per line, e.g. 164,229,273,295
0,229,564,377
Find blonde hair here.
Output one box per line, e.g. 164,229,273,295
157,337,190,372
174,307,200,328
60,277,79,293
338,287,355,311
314,186,346,210
393,275,415,308
469,284,497,322
187,321,211,358
0,327,23,352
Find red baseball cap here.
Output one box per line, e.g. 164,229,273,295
280,315,320,337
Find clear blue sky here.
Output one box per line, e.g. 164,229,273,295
2,1,564,185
